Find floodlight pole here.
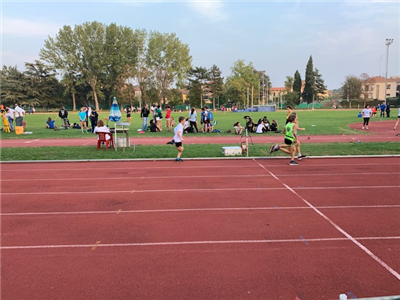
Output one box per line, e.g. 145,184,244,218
384,38,394,103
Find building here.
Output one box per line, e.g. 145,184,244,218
361,76,400,101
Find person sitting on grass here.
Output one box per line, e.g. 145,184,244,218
150,119,160,132
233,122,244,135
255,119,267,134
46,117,58,130
270,120,279,132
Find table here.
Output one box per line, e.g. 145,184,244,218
112,122,130,151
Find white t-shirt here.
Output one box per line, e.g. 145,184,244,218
6,108,15,119
256,124,264,133
174,123,184,143
14,106,25,117
93,126,111,140
189,111,197,122
362,108,372,118
398,107,400,117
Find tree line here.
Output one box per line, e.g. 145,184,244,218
1,21,329,111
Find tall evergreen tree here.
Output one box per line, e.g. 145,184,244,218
302,56,315,104
314,68,327,101
187,66,209,108
208,64,224,110
293,70,302,103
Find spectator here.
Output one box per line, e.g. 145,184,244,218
93,120,111,140
14,103,25,127
140,104,150,133
165,105,172,132
46,117,58,130
78,107,88,133
233,122,244,135
5,106,14,131
386,104,391,118
90,108,99,133
155,105,163,131
58,106,69,129
380,102,386,117
189,108,199,133
149,119,160,132
125,106,132,124
270,120,279,132
256,119,267,134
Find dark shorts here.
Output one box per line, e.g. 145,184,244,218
284,138,294,146
175,142,183,148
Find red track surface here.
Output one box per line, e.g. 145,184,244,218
1,157,400,299
1,121,399,148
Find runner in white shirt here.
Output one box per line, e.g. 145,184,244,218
361,104,372,129
173,116,185,162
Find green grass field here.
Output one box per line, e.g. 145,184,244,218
0,109,382,140
1,109,399,161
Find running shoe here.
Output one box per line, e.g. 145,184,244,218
289,160,299,165
269,145,275,154
175,158,183,162
297,154,307,160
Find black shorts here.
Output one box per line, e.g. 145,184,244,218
284,138,294,146
175,142,182,148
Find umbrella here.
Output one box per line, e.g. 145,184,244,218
109,97,121,122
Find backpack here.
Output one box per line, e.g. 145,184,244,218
208,111,213,121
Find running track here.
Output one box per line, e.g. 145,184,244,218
1,157,400,299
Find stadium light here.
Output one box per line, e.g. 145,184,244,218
384,38,394,103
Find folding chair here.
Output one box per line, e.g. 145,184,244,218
96,132,114,150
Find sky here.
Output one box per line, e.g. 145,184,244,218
1,0,399,90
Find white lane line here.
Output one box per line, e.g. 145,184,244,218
2,236,400,250
2,185,399,196
254,159,400,281
1,162,399,172
24,139,40,144
2,205,400,216
3,172,399,182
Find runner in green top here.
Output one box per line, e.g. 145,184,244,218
269,114,299,165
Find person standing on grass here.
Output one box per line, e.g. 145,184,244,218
140,104,150,133
189,107,199,133
58,106,69,129
269,114,299,165
362,104,372,130
285,105,292,124
5,106,14,131
165,105,172,132
14,103,25,127
394,106,400,131
90,108,99,133
78,107,88,133
173,116,185,162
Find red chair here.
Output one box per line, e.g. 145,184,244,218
96,132,114,150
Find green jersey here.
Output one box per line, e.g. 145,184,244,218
285,122,295,142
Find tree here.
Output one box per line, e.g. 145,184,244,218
284,76,294,93
314,68,327,101
0,66,29,106
258,71,271,105
341,75,362,108
293,70,302,104
302,55,314,104
187,66,209,108
24,60,60,108
208,64,224,110
146,31,192,106
225,60,259,108
40,25,81,110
